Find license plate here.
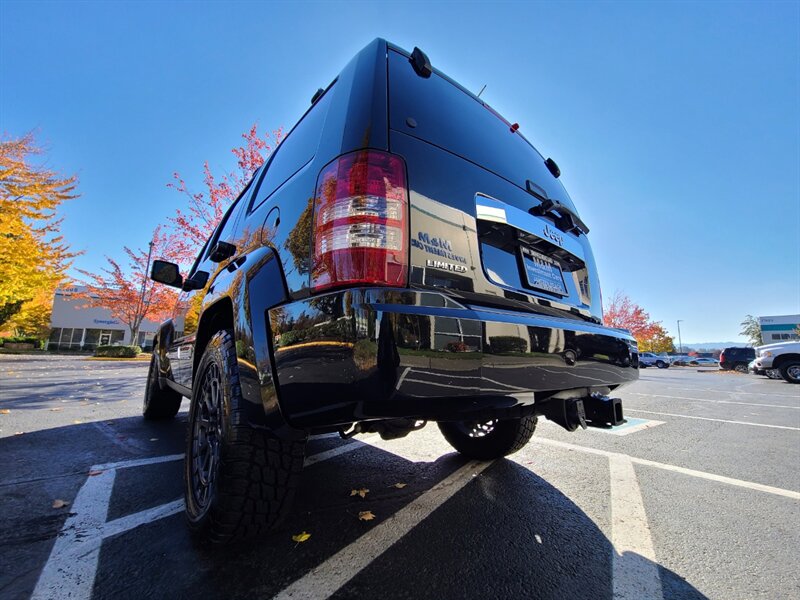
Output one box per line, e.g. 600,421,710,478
520,248,567,296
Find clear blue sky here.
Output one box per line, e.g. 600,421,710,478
2,1,798,343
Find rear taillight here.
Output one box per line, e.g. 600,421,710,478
310,150,408,292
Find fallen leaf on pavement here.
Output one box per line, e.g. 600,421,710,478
73,420,82,424
292,531,311,543
52,499,69,509
14,431,24,435
88,470,104,476
50,408,62,412
350,488,369,498
0,409,9,415
358,511,375,521
390,483,407,489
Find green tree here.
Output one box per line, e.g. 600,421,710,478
739,315,763,346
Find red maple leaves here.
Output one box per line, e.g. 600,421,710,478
603,291,673,352
167,124,282,267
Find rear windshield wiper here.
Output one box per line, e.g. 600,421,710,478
526,180,589,235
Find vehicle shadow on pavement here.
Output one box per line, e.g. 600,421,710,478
0,419,708,600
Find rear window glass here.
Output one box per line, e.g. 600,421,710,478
388,50,576,213
251,84,335,211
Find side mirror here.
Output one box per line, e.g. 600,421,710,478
182,270,209,291
209,241,236,263
150,260,183,288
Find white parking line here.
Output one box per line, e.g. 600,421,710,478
625,408,800,431
32,442,374,600
272,460,493,600
609,456,662,600
627,392,800,410
31,469,116,600
303,435,377,466
92,453,184,472
534,437,800,500
643,385,800,399
100,499,184,539
394,366,411,391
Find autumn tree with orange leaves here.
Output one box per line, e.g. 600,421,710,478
77,226,178,346
603,291,674,353
167,124,282,267
0,133,78,333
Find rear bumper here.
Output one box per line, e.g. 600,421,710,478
269,289,638,428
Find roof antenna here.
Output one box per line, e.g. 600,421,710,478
477,84,487,98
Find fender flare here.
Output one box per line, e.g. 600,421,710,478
194,246,302,438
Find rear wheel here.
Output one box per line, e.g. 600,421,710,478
779,361,800,384
656,360,668,369
438,416,536,460
143,353,183,420
734,363,748,373
184,329,306,543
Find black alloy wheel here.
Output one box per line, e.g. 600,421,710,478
779,361,800,384
189,361,223,514
438,416,537,460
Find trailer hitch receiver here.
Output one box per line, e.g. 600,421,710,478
583,394,625,428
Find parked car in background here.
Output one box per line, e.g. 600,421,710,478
748,359,763,375
669,355,693,366
753,341,800,383
638,352,669,368
690,357,719,366
719,346,756,372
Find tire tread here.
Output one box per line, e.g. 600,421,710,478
186,330,305,543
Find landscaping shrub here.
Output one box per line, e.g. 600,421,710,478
94,345,142,358
0,336,42,348
488,336,528,354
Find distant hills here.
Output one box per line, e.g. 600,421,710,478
680,342,747,350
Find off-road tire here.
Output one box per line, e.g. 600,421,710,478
438,416,537,460
143,353,183,420
184,329,305,543
779,361,800,384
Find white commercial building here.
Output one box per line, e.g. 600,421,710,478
759,314,800,344
47,286,161,351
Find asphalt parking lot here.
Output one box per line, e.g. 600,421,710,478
1,355,798,600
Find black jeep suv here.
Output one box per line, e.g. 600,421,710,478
719,346,755,372
146,39,639,542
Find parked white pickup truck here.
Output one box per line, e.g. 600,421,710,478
753,341,800,383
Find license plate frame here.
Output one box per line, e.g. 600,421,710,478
519,247,568,296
